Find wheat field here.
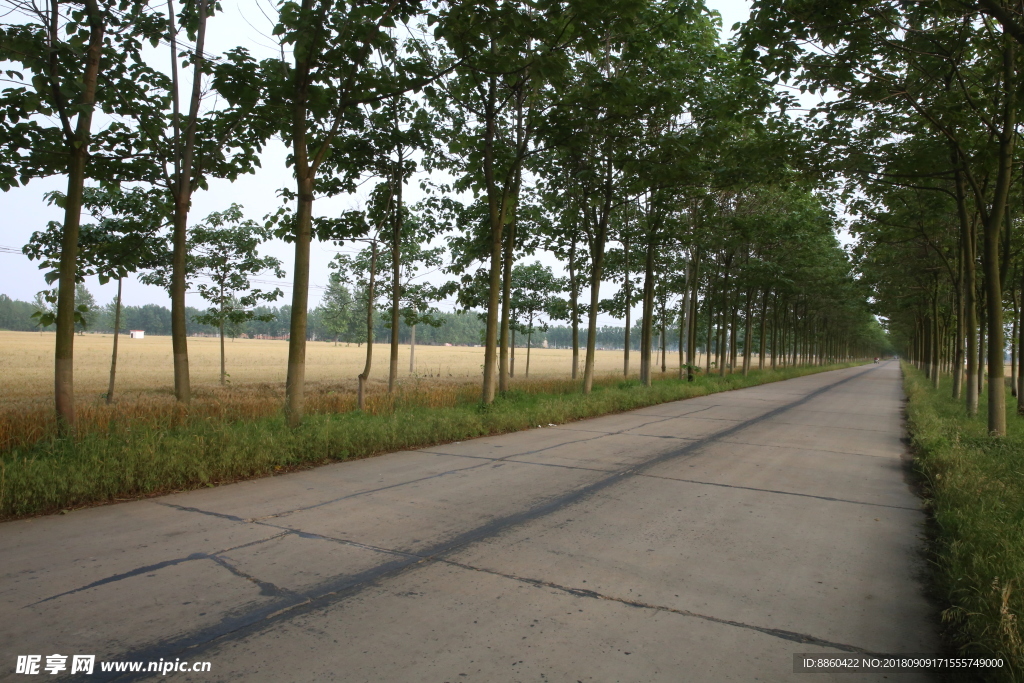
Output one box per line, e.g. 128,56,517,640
1,331,697,449
0,330,667,400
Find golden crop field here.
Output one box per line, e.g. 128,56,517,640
0,330,703,449
0,330,678,399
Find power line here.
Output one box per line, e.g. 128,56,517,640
0,245,24,255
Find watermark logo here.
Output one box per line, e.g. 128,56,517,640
15,655,208,675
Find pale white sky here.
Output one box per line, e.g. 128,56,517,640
0,0,755,325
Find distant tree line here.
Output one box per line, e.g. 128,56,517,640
2,289,720,352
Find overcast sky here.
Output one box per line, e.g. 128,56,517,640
0,0,754,326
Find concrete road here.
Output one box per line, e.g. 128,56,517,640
2,362,936,682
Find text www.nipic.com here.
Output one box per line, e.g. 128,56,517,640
15,655,211,675
102,660,211,674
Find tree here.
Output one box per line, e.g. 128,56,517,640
510,262,561,378
25,186,169,402
31,292,54,331
214,0,436,425
146,205,284,385
332,241,382,410
73,283,97,334
432,0,640,403
318,272,355,345
188,208,284,385
1,0,165,430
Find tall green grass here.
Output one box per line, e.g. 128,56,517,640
903,364,1024,678
1,364,861,520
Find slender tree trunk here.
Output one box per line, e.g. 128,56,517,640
687,262,699,382
978,293,986,399
705,294,714,375
482,222,502,402
499,213,516,392
409,323,415,374
569,240,579,380
932,294,941,390
480,73,514,405
389,152,403,393
168,0,209,405
956,169,979,415
729,299,739,373
758,288,768,371
1018,266,1024,414
659,296,667,374
742,289,752,376
1011,287,1018,397
770,294,779,370
526,325,532,378
584,188,611,394
53,0,105,432
219,317,226,385
678,259,690,380
358,243,378,411
953,243,965,400
623,237,631,378
981,39,1015,435
640,230,657,386
285,172,314,425
283,11,317,427
106,278,122,404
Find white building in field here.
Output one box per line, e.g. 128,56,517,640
129,330,145,339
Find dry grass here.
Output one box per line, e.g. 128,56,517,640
0,331,710,451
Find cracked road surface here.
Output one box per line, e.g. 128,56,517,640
1,362,936,681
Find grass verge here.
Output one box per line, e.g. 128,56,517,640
902,363,1024,678
1,363,862,521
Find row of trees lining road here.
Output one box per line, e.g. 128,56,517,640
2,0,890,432
740,0,1024,435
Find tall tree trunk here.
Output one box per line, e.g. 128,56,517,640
758,288,768,371
932,294,941,390
482,220,502,403
584,186,611,394
622,237,631,377
499,211,516,392
409,323,415,374
956,167,979,415
388,152,403,393
1018,266,1024,414
729,298,739,373
53,0,105,432
686,252,700,382
953,242,965,400
358,243,378,411
283,8,316,427
705,294,714,375
678,259,690,380
168,0,209,405
770,293,778,370
285,174,314,425
480,74,512,405
526,324,532,378
978,290,986,399
1011,289,1018,397
640,231,657,386
568,240,579,380
980,38,1015,434
106,278,122,404
658,286,667,375
742,289,752,376
219,316,226,385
